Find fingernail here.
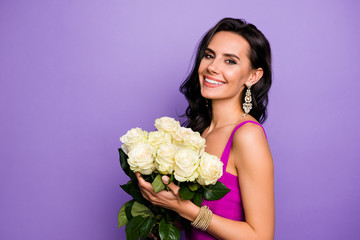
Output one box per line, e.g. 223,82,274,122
162,175,169,184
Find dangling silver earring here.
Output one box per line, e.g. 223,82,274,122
205,99,209,108
242,85,252,117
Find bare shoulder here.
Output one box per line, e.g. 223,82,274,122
232,122,272,169
230,121,275,239
233,122,267,145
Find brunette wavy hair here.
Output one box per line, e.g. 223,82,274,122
179,18,272,133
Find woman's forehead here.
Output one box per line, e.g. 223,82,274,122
207,31,250,56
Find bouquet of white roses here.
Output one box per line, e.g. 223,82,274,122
118,117,230,240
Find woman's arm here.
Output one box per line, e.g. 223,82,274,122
207,123,274,240
136,123,274,240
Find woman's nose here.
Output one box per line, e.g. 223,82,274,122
207,59,220,74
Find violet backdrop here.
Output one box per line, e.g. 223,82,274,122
1,0,359,239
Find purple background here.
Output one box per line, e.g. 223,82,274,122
1,0,360,239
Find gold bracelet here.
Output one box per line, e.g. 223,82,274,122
191,206,206,228
201,206,212,231
191,205,213,231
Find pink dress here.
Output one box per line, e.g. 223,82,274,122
187,121,267,240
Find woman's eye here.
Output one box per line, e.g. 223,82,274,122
204,54,214,59
226,59,237,64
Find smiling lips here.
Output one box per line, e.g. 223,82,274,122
203,75,225,88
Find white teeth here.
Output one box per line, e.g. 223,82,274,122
205,78,224,85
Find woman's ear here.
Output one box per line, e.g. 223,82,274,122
246,67,263,87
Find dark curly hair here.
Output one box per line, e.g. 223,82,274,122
179,18,272,133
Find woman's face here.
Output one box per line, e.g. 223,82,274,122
198,31,253,101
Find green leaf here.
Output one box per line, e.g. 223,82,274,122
189,182,200,191
125,216,146,240
140,217,157,240
120,181,131,195
192,191,203,207
179,184,195,200
152,174,166,193
131,201,155,218
203,181,231,201
129,170,137,182
118,202,129,228
143,174,153,182
128,180,147,204
168,173,174,184
159,218,181,240
125,199,135,220
121,180,148,205
119,148,130,176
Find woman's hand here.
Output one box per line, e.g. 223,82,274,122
135,172,182,212
136,172,200,225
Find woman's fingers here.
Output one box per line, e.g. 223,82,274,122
135,172,144,183
136,172,154,191
136,172,180,207
134,172,184,211
162,175,180,195
135,172,154,201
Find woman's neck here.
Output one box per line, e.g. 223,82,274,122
208,98,244,131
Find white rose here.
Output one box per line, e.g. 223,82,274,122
127,143,155,175
173,127,194,144
185,132,206,149
120,128,148,153
196,152,223,185
155,143,177,174
174,149,200,182
154,117,180,133
178,131,206,156
148,131,172,153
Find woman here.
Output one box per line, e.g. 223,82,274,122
136,18,274,240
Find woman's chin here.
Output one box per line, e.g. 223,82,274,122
201,89,218,100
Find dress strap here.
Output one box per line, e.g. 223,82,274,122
221,121,267,172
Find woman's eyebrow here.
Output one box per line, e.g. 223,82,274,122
223,53,240,60
206,47,240,60
205,48,215,54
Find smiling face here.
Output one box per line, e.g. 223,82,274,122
198,31,253,102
